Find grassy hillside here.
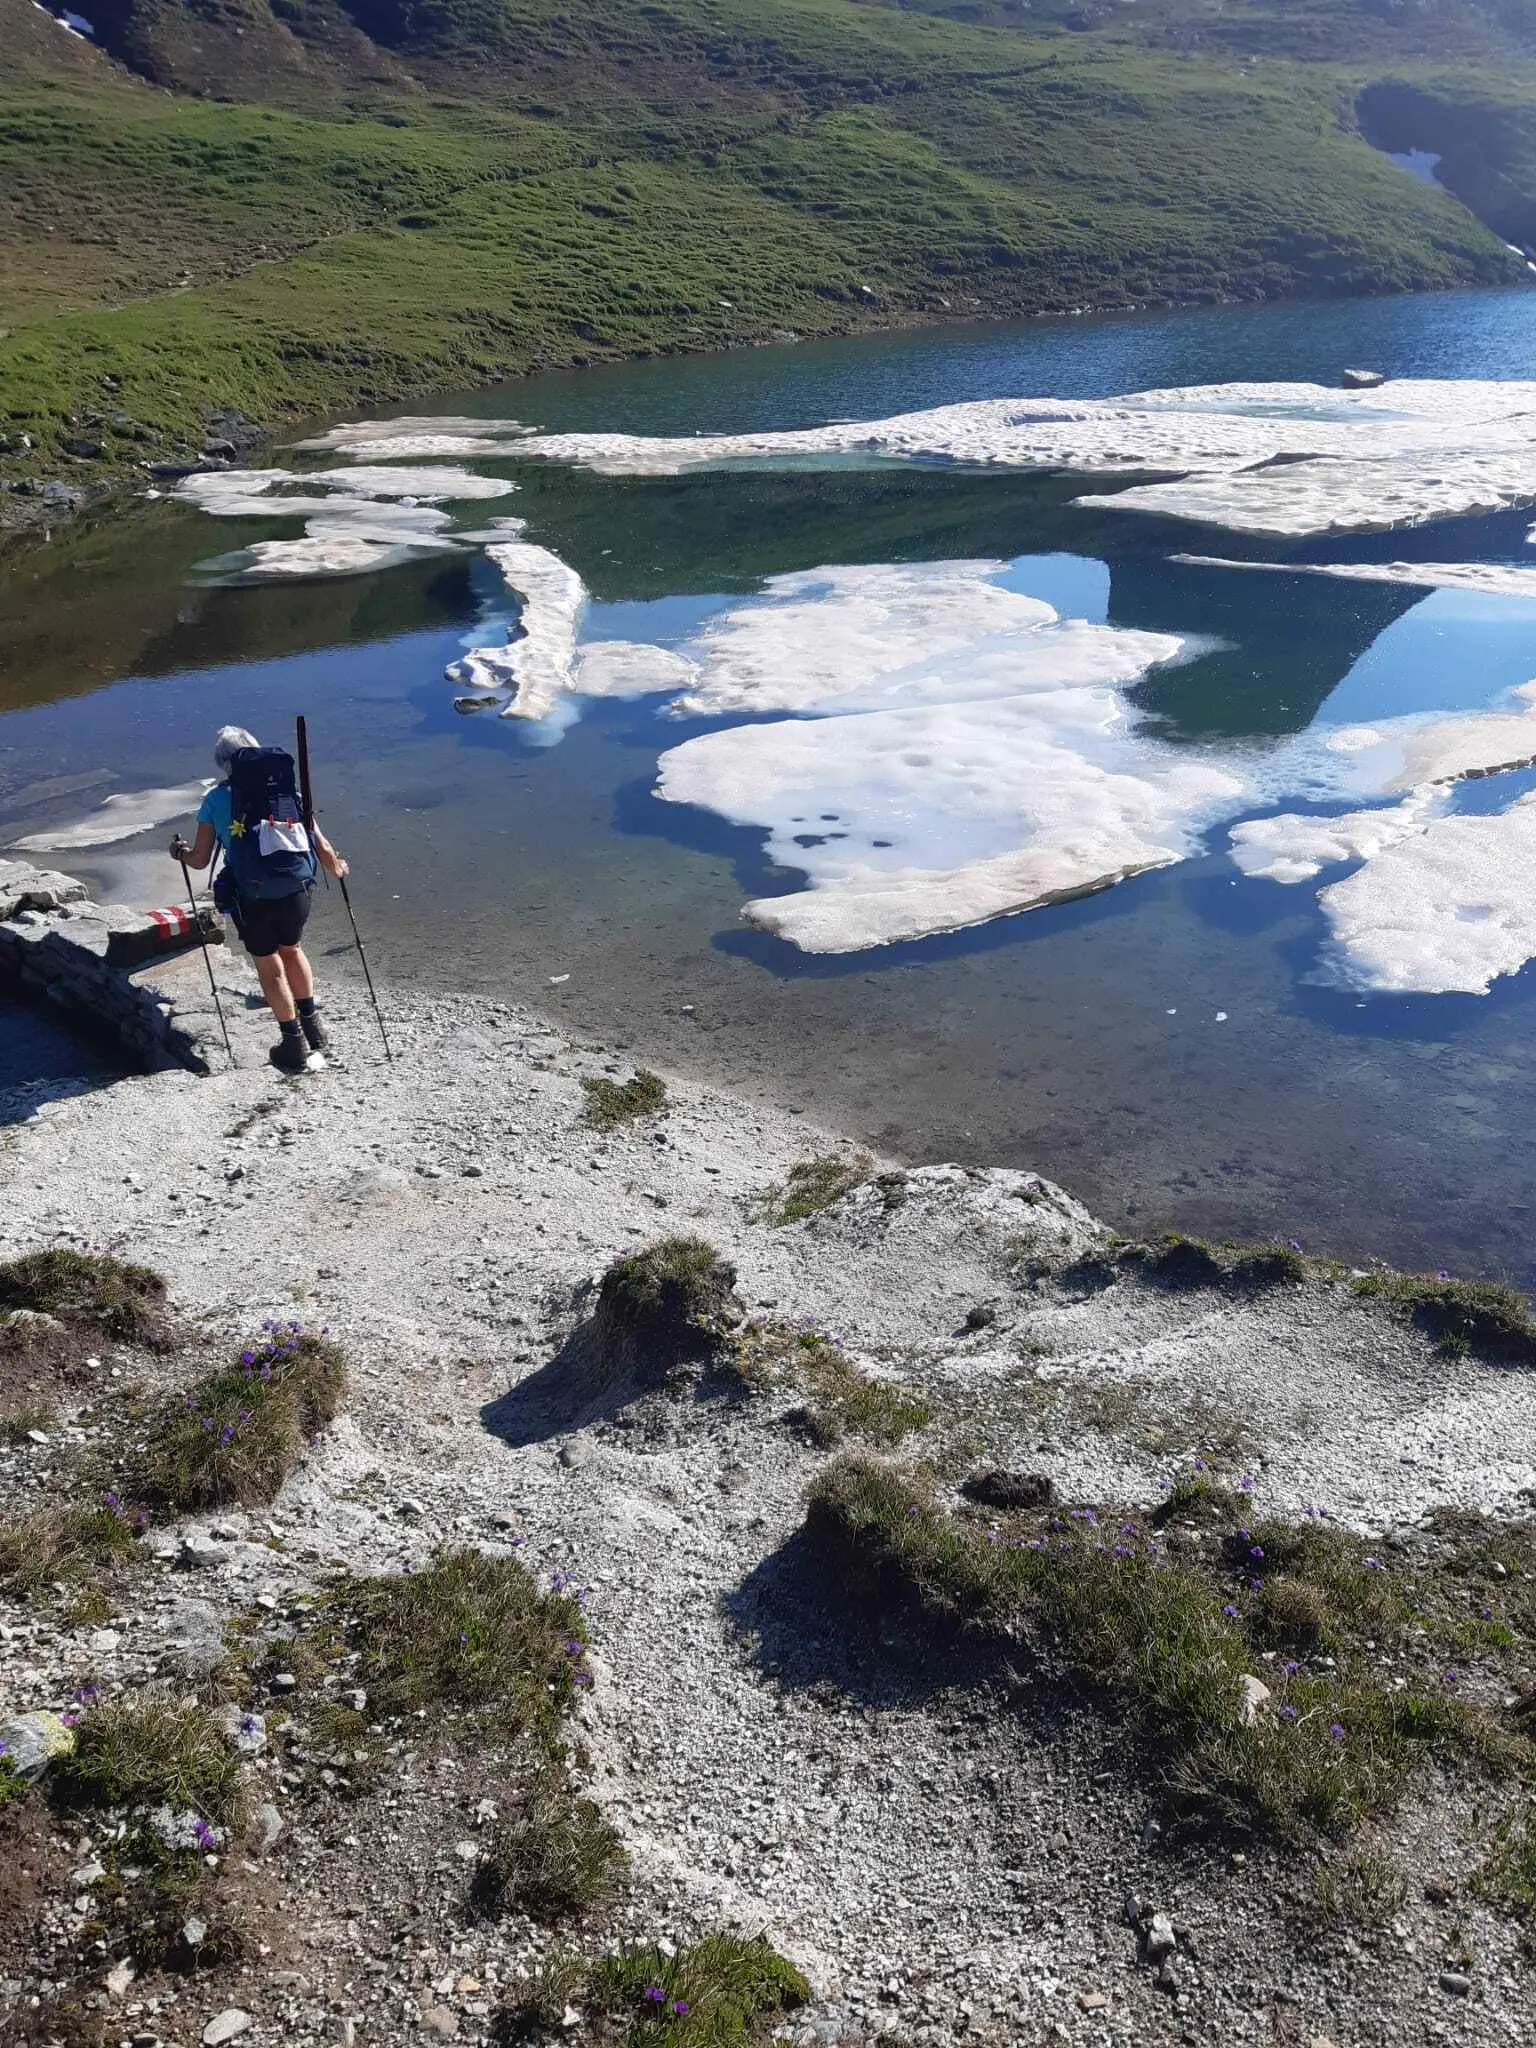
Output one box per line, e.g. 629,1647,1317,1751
1,0,1532,506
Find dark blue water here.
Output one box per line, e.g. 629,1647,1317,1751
3,287,1536,1277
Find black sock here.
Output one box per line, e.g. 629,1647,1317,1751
280,1017,302,1038
297,996,318,1017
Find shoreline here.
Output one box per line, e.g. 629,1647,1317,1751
1,272,1524,545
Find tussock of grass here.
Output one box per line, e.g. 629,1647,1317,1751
594,1237,739,1376
0,1498,144,1608
587,1937,810,2047
324,1548,588,1745
472,1761,628,1920
1121,1234,1307,1292
769,1153,872,1226
55,1694,247,1832
805,1455,1523,1843
1352,1271,1536,1361
138,1322,346,1509
581,1069,668,1130
0,1248,168,1348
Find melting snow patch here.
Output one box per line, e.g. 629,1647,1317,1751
9,780,212,852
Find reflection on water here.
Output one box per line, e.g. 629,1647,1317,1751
4,290,1536,1276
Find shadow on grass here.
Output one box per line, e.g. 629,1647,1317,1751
721,1523,1010,1716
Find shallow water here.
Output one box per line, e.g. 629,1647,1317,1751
5,290,1536,1276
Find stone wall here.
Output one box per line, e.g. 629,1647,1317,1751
0,858,231,1074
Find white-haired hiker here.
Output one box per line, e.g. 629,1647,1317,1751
171,725,349,1073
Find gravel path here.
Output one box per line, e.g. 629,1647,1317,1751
3,966,1534,2048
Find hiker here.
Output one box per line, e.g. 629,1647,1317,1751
170,725,349,1073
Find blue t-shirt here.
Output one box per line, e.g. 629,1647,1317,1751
197,783,235,851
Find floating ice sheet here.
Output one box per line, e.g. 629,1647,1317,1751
510,379,1536,539
1317,795,1536,994
1175,556,1536,601
175,466,513,581
9,780,212,852
605,561,1187,719
445,542,587,719
1229,789,1447,885
1317,682,1536,792
628,558,1240,952
660,697,1246,952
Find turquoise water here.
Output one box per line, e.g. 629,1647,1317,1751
4,287,1536,1275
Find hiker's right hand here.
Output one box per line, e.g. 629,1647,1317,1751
169,835,190,861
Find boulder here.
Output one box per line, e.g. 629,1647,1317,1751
1341,367,1387,389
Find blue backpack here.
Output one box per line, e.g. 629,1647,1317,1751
221,746,318,902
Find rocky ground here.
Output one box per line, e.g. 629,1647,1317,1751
2,958,1535,2048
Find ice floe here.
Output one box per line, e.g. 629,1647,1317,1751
445,540,587,719
1317,796,1536,995
1229,789,1448,885
1318,682,1536,792
659,696,1245,952
509,379,1536,539
293,417,533,460
596,561,1187,719
175,465,515,580
1175,556,1536,601
601,557,1244,952
8,780,212,852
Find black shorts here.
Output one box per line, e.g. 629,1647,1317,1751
231,885,313,959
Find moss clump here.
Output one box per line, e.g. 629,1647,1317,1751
805,1455,1519,1844
594,1237,740,1377
1352,1271,1536,1361
787,1331,931,1447
581,1069,668,1129
0,1248,168,1347
587,1937,810,2047
1477,1809,1536,1932
324,1548,588,1747
769,1153,872,1226
0,1498,144,1610
137,1323,346,1510
55,1694,247,1832
472,1761,628,1921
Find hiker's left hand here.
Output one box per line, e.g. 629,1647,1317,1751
169,835,190,861
331,854,350,878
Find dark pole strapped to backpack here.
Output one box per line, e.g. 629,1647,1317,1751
297,715,393,1064
174,845,235,1068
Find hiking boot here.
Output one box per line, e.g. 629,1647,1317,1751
298,1005,329,1052
269,1032,309,1075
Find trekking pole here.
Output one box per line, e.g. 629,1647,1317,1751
173,841,235,1069
296,715,393,1064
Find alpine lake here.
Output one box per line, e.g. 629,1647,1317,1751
5,285,1536,1283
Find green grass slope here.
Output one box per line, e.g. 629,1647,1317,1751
0,0,1531,500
